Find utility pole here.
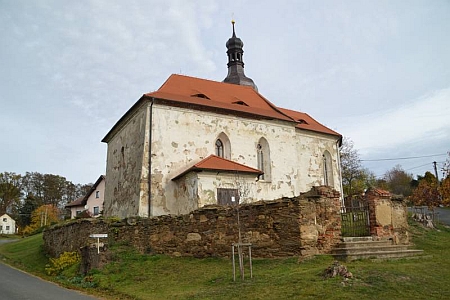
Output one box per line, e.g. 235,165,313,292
433,161,440,184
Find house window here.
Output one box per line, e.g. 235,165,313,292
257,137,271,181
93,206,100,216
323,151,334,187
95,191,100,198
3,218,6,222
6,226,10,231
0,225,2,231
76,210,81,216
215,139,224,157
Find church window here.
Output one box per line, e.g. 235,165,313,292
215,132,231,159
257,138,271,181
323,151,333,187
257,144,264,180
215,139,224,157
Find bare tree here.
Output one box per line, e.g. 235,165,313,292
232,171,255,281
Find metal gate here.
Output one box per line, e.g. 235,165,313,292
341,203,370,237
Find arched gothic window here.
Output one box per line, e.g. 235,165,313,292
323,151,334,187
257,138,271,181
215,132,231,159
215,139,224,157
257,144,264,179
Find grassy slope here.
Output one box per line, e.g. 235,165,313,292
0,234,49,277
1,223,450,300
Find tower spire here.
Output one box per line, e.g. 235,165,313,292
223,20,257,91
232,19,236,37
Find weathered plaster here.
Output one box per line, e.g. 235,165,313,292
104,105,148,218
375,200,392,226
105,102,342,218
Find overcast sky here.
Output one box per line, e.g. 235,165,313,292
1,0,449,184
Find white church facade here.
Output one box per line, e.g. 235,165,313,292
102,23,342,218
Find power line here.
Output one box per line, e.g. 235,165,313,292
405,163,433,172
361,153,447,162
372,161,446,178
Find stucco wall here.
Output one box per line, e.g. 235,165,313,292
366,189,409,243
148,104,341,216
0,214,16,234
86,179,105,217
104,104,149,218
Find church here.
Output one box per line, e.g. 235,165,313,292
102,22,343,218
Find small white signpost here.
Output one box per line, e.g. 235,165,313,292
89,234,108,254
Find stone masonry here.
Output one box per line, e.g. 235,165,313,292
44,186,341,259
366,188,409,244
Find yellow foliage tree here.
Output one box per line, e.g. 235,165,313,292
440,177,450,206
23,204,59,235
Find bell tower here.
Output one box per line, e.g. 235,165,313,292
223,20,257,91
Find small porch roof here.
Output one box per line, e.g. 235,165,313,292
172,155,263,181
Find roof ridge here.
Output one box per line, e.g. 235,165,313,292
199,154,262,172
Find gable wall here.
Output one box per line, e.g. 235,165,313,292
86,179,105,217
104,104,149,218
0,214,16,234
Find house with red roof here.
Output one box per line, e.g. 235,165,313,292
102,22,342,218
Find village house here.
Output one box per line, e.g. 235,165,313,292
102,22,343,219
0,213,17,234
65,175,105,218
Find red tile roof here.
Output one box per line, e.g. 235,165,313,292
172,155,263,181
146,74,293,122
103,74,341,142
65,175,105,208
65,197,85,208
368,188,391,197
278,107,341,137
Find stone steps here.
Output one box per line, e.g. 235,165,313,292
332,236,424,261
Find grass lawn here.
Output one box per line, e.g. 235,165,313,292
0,233,50,278
1,222,450,299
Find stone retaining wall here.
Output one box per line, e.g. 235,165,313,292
44,186,341,259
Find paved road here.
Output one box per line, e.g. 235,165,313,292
0,239,18,245
409,207,450,226
434,207,450,225
0,262,98,300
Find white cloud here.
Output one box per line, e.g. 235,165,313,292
342,88,450,156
